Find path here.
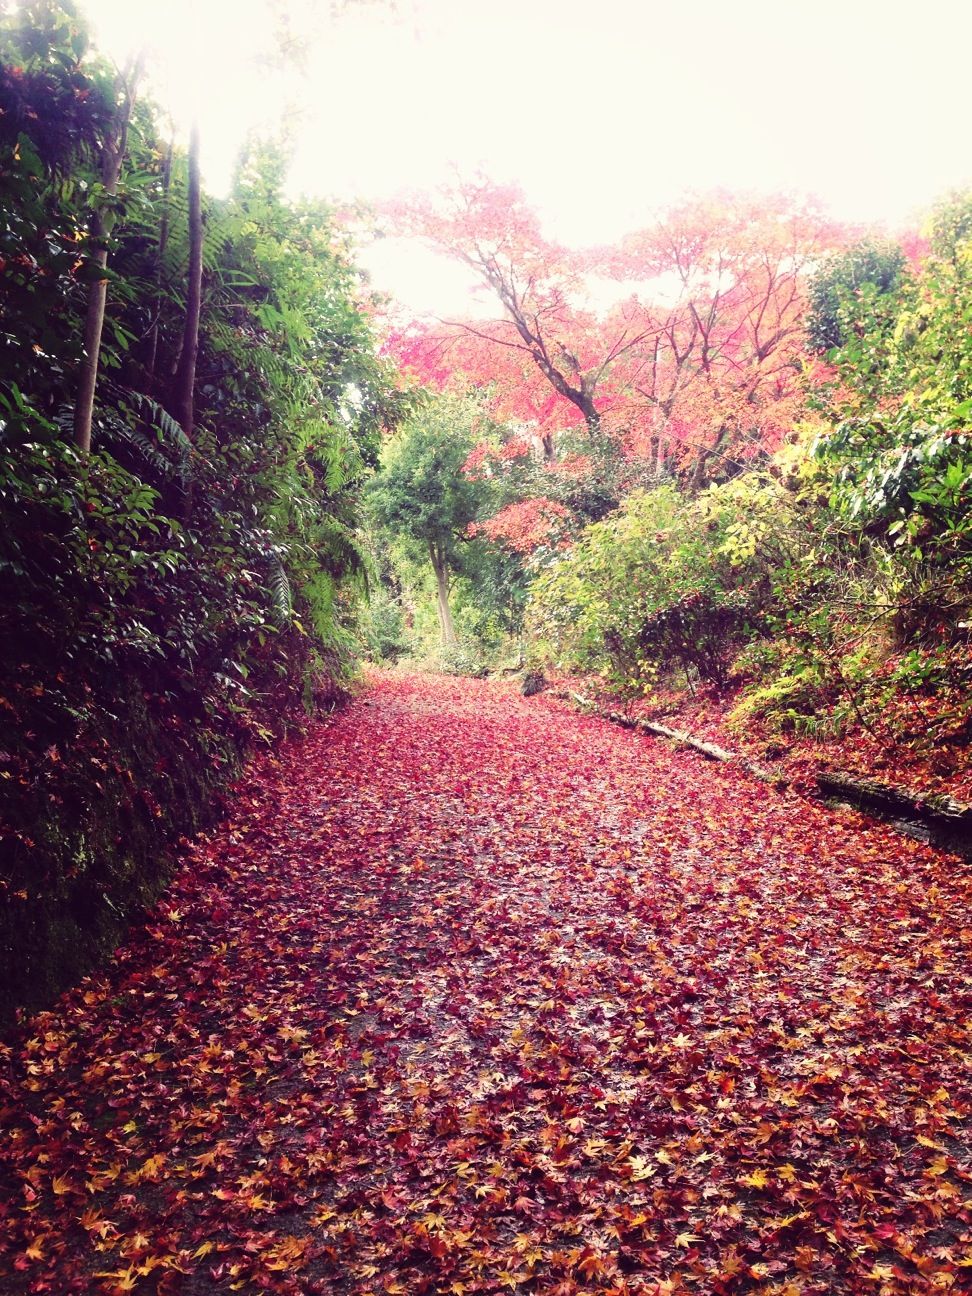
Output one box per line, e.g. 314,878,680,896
1,672,970,1294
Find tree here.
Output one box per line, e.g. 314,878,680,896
390,315,583,462
172,122,202,440
387,182,842,490
385,178,660,447
366,393,487,646
608,193,839,483
73,54,143,453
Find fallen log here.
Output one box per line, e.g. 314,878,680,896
552,687,972,855
817,769,972,846
557,690,784,785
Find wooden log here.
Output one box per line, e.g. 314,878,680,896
550,686,972,854
817,770,972,836
558,690,783,785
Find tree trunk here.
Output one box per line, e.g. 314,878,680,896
144,136,173,393
173,122,203,439
688,424,730,493
430,543,456,647
73,58,142,454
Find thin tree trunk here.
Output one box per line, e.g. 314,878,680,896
173,122,203,439
144,136,173,393
688,424,729,493
430,543,456,647
73,57,143,454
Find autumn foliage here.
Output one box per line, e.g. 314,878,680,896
2,674,970,1294
470,498,571,553
385,180,841,483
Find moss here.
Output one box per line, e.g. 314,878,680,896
728,670,823,733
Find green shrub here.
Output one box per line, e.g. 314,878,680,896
433,640,490,678
529,481,788,693
0,6,402,1021
360,585,408,662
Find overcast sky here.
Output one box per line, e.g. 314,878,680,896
82,0,972,315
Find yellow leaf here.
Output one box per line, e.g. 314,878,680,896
627,1154,655,1181
720,1248,745,1278
94,1267,138,1292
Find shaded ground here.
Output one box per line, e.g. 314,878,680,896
1,671,970,1295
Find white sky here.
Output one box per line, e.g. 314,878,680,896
81,0,972,316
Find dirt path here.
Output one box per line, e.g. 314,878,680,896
1,672,970,1294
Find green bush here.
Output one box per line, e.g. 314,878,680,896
529,481,789,693
360,585,408,662
435,641,490,677
0,6,401,1022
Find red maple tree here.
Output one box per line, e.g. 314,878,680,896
385,180,843,485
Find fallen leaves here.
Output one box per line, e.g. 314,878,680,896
0,670,970,1294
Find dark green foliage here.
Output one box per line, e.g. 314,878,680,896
359,584,408,662
0,1,109,171
621,588,757,687
806,241,905,353
365,393,488,565
0,5,400,1022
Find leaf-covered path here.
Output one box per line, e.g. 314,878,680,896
2,673,971,1295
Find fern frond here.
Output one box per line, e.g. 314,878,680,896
94,408,175,479
124,391,192,458
79,387,193,482
268,553,293,628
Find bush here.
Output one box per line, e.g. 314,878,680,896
434,640,490,678
360,585,408,662
0,6,401,1021
529,482,786,693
